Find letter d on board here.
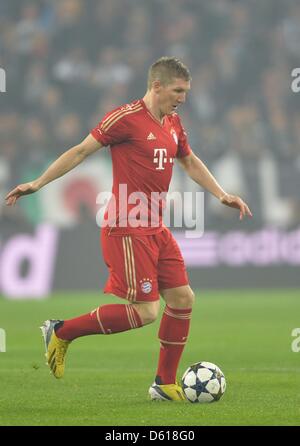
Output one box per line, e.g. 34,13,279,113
0,225,59,299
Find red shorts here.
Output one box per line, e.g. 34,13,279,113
101,227,189,302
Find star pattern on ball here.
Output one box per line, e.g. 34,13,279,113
191,376,211,397
181,361,226,403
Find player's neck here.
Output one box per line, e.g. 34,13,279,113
143,93,165,124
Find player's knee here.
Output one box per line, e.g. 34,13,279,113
168,286,195,309
132,301,160,326
180,287,195,308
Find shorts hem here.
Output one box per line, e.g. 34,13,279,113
158,279,189,291
103,288,160,302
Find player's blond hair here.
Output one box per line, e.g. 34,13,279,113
147,57,191,90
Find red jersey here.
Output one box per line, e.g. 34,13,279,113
90,98,192,235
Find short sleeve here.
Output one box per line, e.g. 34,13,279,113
175,115,192,158
90,108,130,147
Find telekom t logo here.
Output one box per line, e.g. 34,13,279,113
153,148,170,170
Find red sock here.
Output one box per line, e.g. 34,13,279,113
55,304,143,341
156,305,192,384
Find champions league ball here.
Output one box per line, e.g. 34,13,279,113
181,361,226,403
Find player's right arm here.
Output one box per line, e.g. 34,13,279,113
5,134,103,206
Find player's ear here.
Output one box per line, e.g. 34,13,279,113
152,80,162,93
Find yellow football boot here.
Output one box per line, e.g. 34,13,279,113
40,320,70,379
149,380,186,401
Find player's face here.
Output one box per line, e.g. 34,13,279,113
158,78,191,115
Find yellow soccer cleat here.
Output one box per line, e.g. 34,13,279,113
40,320,71,379
149,380,186,401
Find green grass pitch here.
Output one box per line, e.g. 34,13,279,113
0,289,300,426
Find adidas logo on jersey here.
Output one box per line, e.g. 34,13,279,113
147,132,156,140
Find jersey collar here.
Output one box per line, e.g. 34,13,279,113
140,98,168,128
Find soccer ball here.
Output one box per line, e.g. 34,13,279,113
181,361,226,403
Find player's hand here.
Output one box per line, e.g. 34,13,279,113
219,193,253,220
5,181,40,206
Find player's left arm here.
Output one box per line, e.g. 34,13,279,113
177,152,252,220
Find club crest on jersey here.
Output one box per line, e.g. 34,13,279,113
139,278,153,294
170,129,178,145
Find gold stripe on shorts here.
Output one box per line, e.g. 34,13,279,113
127,237,137,301
122,236,137,302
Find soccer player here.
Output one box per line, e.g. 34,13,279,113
5,57,252,401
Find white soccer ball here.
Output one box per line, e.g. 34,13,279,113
181,361,226,403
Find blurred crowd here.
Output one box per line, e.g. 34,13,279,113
1,0,300,228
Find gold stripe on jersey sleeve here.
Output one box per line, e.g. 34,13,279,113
101,102,141,129
101,103,142,131
103,106,143,133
